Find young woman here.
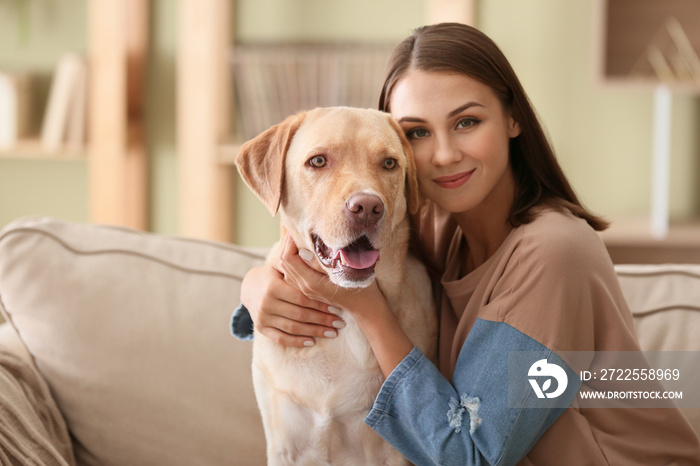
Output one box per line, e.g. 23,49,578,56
233,23,700,465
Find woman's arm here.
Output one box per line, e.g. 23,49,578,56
239,248,345,347
276,234,413,377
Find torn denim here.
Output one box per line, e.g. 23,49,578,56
447,394,482,434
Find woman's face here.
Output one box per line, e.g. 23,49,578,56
390,69,521,218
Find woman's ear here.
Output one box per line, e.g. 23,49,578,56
235,112,306,215
508,116,522,139
387,115,420,215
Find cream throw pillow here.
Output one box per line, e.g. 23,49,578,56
0,217,267,466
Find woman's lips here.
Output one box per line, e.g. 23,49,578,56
433,169,475,189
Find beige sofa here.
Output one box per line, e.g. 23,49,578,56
0,217,698,465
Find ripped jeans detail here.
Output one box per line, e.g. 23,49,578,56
447,394,482,434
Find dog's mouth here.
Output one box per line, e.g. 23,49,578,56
312,233,380,284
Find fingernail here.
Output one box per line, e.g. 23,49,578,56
328,305,342,314
324,330,337,338
332,320,346,329
303,340,315,347
299,249,314,262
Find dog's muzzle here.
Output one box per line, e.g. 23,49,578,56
312,234,380,286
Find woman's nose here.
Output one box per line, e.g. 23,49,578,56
431,134,463,166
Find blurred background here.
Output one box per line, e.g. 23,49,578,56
0,0,698,262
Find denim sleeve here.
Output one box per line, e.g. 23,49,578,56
230,303,254,341
365,318,581,466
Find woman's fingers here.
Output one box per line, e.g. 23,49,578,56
278,235,335,302
269,283,326,316
255,297,343,348
259,295,343,332
241,260,345,348
266,309,340,338
257,327,315,348
280,233,326,273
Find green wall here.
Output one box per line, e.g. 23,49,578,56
1,0,698,248
0,1,88,227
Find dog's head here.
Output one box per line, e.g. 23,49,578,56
236,107,419,288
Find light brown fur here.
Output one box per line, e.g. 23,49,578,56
236,107,437,465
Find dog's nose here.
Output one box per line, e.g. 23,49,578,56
345,193,384,226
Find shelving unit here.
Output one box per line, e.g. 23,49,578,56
596,0,700,89
177,0,475,242
87,0,149,230
596,0,700,257
0,138,85,161
177,0,235,242
1,1,148,231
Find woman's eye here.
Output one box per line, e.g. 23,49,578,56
383,158,398,170
308,155,327,168
406,128,429,139
456,118,480,129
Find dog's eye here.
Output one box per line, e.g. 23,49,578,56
382,158,398,170
308,155,327,168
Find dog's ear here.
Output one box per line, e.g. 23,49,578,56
235,112,306,215
387,115,420,215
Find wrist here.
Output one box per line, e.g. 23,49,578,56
349,299,413,377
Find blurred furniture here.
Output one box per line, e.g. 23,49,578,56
88,0,149,230
597,0,700,241
602,219,700,264
176,0,475,242
0,216,697,464
0,0,149,231
597,0,700,88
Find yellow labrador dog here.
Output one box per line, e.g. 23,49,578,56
236,107,437,465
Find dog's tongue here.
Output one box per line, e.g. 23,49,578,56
339,248,380,270
336,237,379,270
340,248,379,270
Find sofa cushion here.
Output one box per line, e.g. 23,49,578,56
0,217,267,466
615,263,700,435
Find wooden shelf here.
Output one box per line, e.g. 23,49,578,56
0,138,86,161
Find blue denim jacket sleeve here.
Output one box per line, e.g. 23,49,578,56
365,318,581,466
230,303,254,341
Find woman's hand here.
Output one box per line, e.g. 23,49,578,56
277,234,414,377
276,233,385,315
240,251,345,348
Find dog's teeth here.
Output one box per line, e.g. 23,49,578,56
339,254,347,266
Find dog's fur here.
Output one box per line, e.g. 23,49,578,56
236,107,437,465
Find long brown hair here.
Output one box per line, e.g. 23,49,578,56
379,23,608,231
